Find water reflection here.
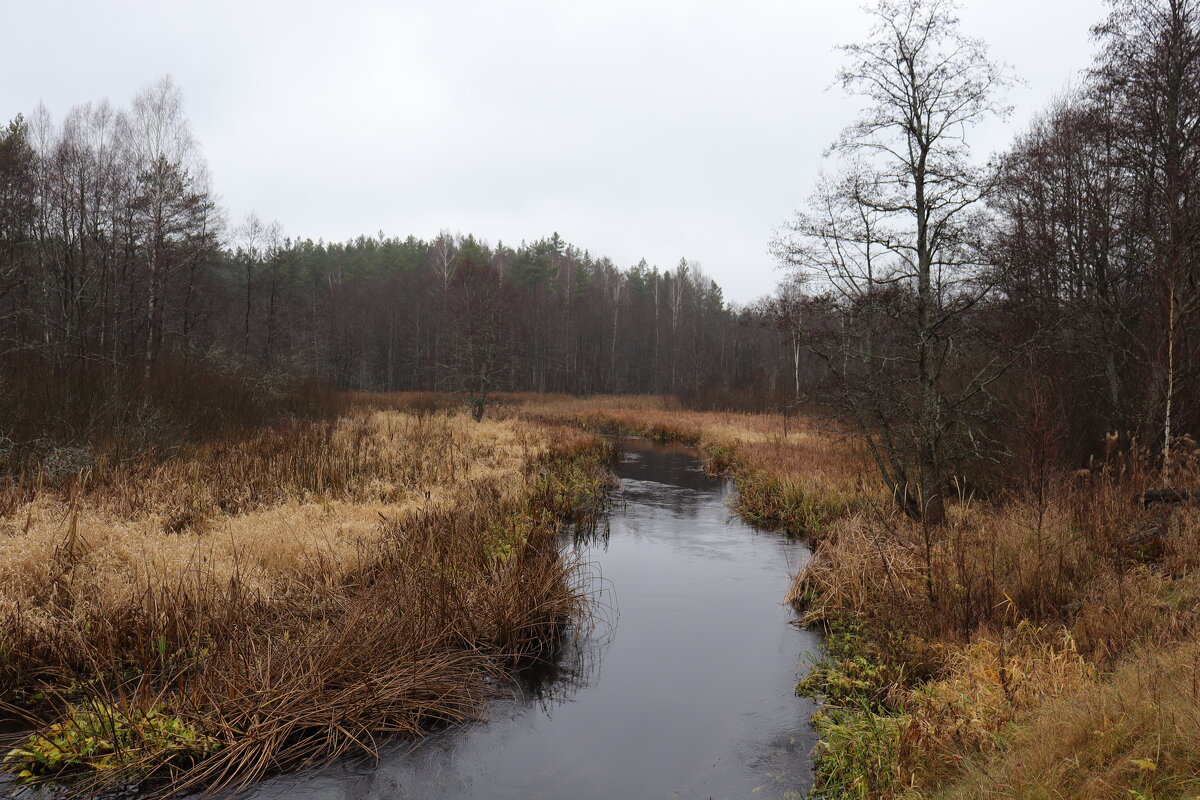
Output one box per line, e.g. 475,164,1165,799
615,441,719,491
220,436,820,800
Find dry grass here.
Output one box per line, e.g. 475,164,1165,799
898,627,1097,790
789,438,1200,798
930,640,1200,800
791,451,1200,657
0,401,613,797
498,393,877,537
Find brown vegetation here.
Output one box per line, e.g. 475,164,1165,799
0,398,612,797
4,386,1196,799
502,392,876,537
789,439,1200,798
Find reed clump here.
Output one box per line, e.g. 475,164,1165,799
0,403,613,797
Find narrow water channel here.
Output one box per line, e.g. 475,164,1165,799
237,436,820,800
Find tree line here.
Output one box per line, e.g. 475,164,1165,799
255,232,786,407
770,0,1200,521
0,79,801,454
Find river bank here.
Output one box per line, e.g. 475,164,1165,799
504,394,1200,800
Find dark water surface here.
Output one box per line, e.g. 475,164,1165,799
236,437,820,800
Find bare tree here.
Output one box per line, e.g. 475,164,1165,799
759,272,812,403
234,213,266,357
777,0,1013,523
233,214,285,364
442,256,512,421
992,94,1142,438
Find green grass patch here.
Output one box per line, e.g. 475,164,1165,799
797,618,908,800
5,702,219,784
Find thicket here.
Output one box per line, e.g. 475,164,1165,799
768,0,1200,518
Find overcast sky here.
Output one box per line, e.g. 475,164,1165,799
6,0,1108,303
